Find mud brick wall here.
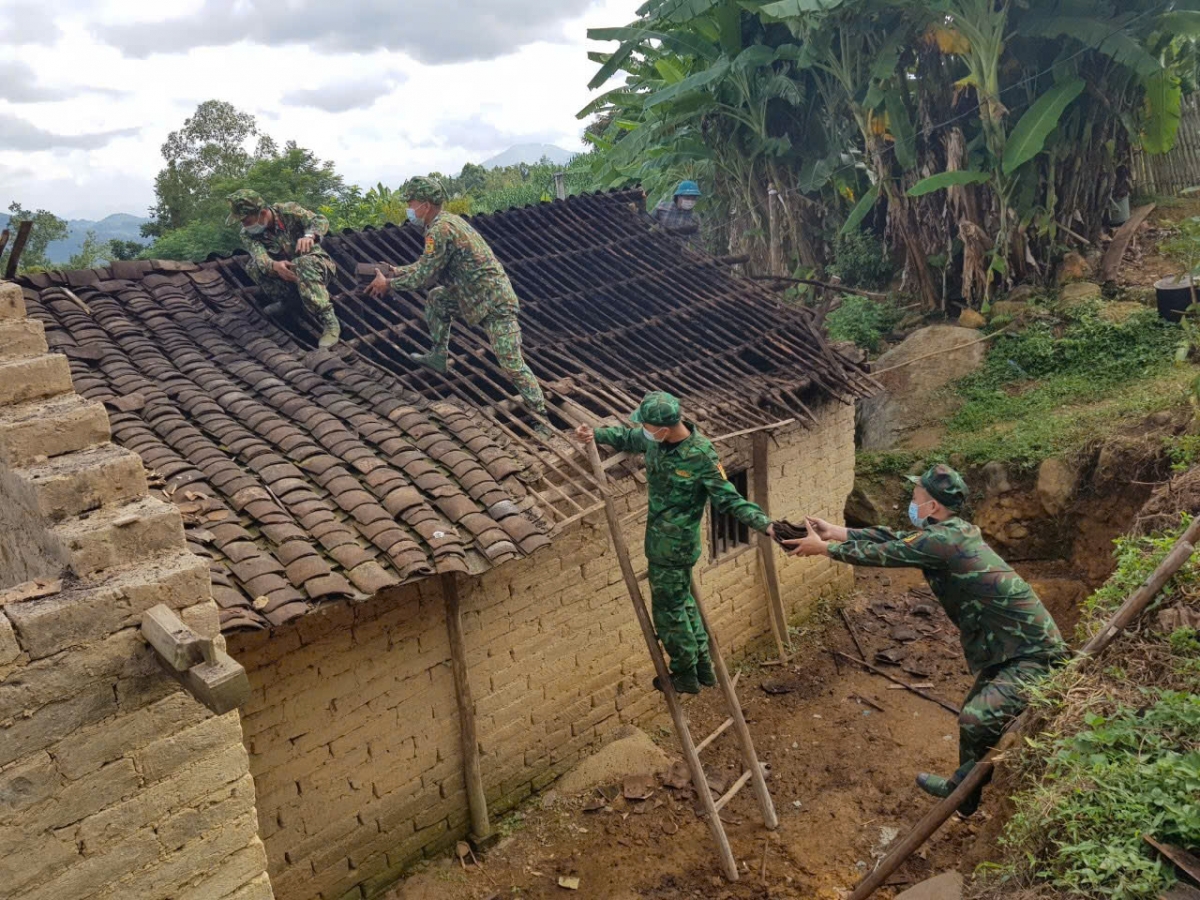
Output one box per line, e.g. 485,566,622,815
229,404,856,900
0,282,274,900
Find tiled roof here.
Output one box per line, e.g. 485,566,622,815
16,264,551,632
14,189,871,631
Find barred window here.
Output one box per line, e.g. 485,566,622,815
709,469,751,560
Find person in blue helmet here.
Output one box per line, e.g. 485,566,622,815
653,181,703,246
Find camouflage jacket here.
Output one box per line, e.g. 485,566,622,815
240,203,332,280
388,212,518,325
828,518,1067,673
594,423,770,567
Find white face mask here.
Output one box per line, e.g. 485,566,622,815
678,198,697,210
642,427,664,443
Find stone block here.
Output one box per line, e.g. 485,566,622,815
53,691,208,780
5,444,147,522
0,354,73,408
0,318,48,360
0,682,118,767
0,751,58,821
50,495,185,578
0,393,110,468
0,282,24,319
6,551,210,659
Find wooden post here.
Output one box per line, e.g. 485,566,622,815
584,440,740,881
752,431,791,660
767,186,782,277
692,576,778,830
4,221,33,279
554,172,567,201
440,573,492,845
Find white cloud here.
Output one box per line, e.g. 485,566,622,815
0,0,642,219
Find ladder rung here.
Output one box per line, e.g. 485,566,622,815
696,671,741,753
713,770,754,813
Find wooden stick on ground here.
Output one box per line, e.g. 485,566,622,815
835,652,960,715
1101,203,1156,283
838,608,868,662
848,514,1200,900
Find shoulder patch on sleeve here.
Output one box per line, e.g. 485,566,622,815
424,234,436,254
716,461,728,481
903,532,922,545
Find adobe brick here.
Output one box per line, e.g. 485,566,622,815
134,711,244,784
0,317,48,361
0,393,110,468
174,844,271,900
0,353,73,408
212,872,274,900
3,443,146,523
0,682,118,767
156,774,257,852
0,282,25,319
21,828,160,900
50,495,185,579
0,825,81,895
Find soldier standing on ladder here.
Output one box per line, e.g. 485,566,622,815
575,391,777,694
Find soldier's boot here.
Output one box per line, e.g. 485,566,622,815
409,351,448,374
318,309,341,349
263,302,284,317
915,773,955,798
917,761,986,816
652,671,700,695
695,655,717,688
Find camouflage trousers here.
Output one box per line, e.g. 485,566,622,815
425,289,546,415
249,254,336,317
647,564,710,677
956,656,1051,772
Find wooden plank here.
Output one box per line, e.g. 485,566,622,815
1145,835,1200,885
752,431,791,661
1100,203,1156,283
441,573,492,844
4,220,33,279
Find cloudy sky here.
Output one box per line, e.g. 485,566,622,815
0,0,641,220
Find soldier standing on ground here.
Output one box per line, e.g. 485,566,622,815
574,391,776,694
366,177,548,429
784,464,1068,815
226,189,341,349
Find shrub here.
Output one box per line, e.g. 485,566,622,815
824,295,904,352
828,231,894,289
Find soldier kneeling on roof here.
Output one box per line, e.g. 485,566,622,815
226,188,342,349
575,391,777,695
784,464,1069,816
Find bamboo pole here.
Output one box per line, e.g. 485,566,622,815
848,514,1200,900
693,575,779,830
440,573,492,844
751,432,791,661
583,440,740,881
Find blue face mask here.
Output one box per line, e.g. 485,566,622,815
642,427,663,443
406,207,421,226
908,501,927,529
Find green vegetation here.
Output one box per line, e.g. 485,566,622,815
583,0,1198,307
828,231,894,291
982,520,1200,900
824,295,904,352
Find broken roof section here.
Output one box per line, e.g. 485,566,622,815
14,188,870,632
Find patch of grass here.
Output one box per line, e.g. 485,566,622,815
1165,433,1200,472
855,450,924,478
825,295,904,353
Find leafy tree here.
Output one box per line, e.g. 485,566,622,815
66,230,108,269
143,100,265,238
1,202,68,273
107,239,147,260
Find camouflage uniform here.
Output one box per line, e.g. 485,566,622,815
594,392,771,687
826,466,1068,794
386,177,546,417
227,189,341,348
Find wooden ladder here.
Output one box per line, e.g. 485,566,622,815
585,443,778,881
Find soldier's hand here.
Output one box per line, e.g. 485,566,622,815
573,424,594,444
296,236,315,254
273,260,298,283
366,268,389,299
806,516,847,542
783,533,829,558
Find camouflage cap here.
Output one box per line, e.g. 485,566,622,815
629,391,681,427
907,464,968,511
225,189,267,226
403,176,448,206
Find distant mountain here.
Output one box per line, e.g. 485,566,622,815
0,212,150,265
481,144,575,169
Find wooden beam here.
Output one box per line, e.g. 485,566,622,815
1101,203,1156,283
140,604,250,715
4,221,33,279
751,431,791,661
440,573,492,845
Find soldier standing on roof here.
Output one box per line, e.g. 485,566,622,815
226,189,342,349
652,181,703,247
784,464,1069,816
574,391,777,695
366,176,548,430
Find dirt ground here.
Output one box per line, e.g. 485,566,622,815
384,562,1087,900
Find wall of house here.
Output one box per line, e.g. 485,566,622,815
228,401,856,900
0,282,274,900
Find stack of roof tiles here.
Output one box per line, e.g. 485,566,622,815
16,262,550,632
